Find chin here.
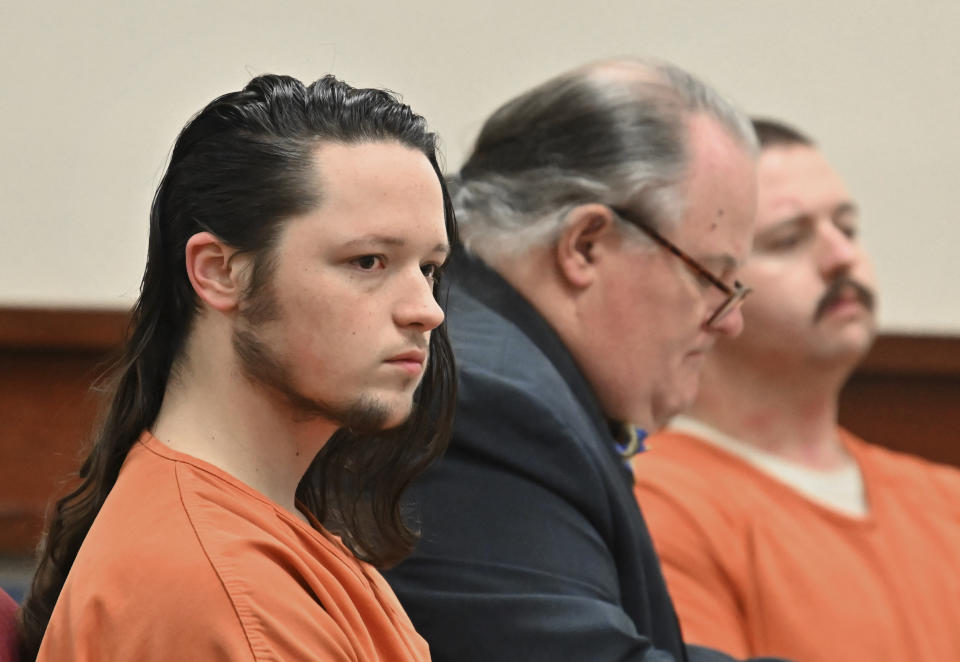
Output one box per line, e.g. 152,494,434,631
380,398,418,431
650,399,690,432
817,326,876,364
654,385,700,430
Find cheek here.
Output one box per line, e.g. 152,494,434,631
284,275,370,330
273,301,346,366
737,291,822,356
741,261,819,317
742,293,801,334
667,290,710,343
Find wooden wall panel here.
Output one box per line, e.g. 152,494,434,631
840,373,959,466
0,351,107,551
839,334,960,467
1,308,125,555
1,307,958,555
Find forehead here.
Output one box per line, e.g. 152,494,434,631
294,140,447,242
756,145,851,230
314,141,441,209
673,114,757,266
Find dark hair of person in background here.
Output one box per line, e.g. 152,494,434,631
18,74,458,659
751,117,814,149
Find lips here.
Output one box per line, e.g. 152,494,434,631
825,292,860,310
813,277,875,323
385,349,428,375
387,349,427,364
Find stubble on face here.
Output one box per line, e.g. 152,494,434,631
231,266,399,435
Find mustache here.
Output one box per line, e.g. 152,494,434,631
813,276,876,322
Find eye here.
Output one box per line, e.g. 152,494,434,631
760,228,809,253
834,205,859,240
351,255,385,271
421,262,443,282
770,234,803,251
837,223,858,240
693,271,714,289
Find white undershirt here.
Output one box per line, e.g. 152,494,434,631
667,416,869,518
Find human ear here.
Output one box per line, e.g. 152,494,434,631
555,204,617,288
184,232,247,312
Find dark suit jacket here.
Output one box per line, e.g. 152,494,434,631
387,249,699,661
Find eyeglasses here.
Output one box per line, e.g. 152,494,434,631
608,206,752,328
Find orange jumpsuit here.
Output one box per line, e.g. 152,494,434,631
38,431,429,661
633,429,960,662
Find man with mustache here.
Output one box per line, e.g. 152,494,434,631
633,118,960,662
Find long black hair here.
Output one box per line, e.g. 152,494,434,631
19,73,457,659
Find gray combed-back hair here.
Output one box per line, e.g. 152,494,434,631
452,58,757,262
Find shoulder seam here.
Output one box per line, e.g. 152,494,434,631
175,462,260,661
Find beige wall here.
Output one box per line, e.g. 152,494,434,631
1,0,956,333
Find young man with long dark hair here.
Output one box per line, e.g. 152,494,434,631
19,74,457,661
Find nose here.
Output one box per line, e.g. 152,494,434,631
394,271,445,332
707,304,745,338
817,222,858,280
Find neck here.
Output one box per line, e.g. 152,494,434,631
689,354,854,470
491,245,568,323
152,323,338,519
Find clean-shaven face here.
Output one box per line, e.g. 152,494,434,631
233,141,450,432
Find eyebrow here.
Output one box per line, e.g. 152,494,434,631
340,235,450,255
757,200,859,239
833,201,859,218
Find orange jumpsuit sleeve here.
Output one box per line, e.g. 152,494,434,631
36,553,254,661
36,542,374,661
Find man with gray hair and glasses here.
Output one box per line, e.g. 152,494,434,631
386,59,783,661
